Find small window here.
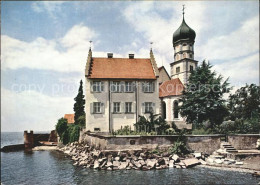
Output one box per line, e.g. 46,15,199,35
176,67,180,73
125,82,134,92
174,101,179,118
183,44,187,46
94,128,100,131
111,82,120,92
113,102,120,113
94,102,101,113
190,65,194,72
93,81,102,92
125,102,132,113
142,82,154,93
189,54,192,58
145,102,153,113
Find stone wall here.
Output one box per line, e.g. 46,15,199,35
80,132,224,154
186,135,223,154
228,134,260,150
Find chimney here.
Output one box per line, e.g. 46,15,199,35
129,54,134,59
107,53,113,58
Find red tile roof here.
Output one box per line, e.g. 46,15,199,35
64,114,75,124
159,78,184,97
88,58,156,79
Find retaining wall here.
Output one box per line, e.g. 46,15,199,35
80,131,224,154
228,134,260,150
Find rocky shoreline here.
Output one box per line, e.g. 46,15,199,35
58,142,257,172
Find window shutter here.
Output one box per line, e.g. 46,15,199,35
90,103,93,114
101,103,105,113
112,102,114,113
120,82,125,92
131,82,135,92
132,102,136,113
152,82,155,92
101,82,104,92
152,103,156,113
142,103,145,113
120,102,124,113
90,82,93,92
142,82,145,92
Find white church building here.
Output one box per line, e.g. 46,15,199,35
85,12,197,132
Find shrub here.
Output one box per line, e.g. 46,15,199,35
56,118,68,143
192,128,212,135
168,130,190,155
68,124,80,143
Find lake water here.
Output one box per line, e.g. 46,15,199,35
1,132,259,185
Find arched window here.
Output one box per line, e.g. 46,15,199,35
174,101,179,118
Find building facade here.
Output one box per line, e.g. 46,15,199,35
85,50,161,132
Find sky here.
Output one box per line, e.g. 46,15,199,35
1,1,259,132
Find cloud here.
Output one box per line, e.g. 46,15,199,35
197,15,259,60
1,88,74,132
1,24,97,74
213,53,259,85
31,1,64,19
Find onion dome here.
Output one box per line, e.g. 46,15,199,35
172,16,196,44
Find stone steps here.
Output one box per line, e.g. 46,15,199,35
220,142,238,153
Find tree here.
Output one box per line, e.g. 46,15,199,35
228,84,260,120
73,80,85,127
179,60,230,129
55,118,68,143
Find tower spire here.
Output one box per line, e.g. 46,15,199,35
182,4,185,19
89,40,92,51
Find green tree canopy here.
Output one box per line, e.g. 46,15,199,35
228,84,260,120
73,80,85,127
55,117,68,143
179,60,230,129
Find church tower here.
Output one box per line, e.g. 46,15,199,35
170,6,198,85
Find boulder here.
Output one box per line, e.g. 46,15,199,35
169,160,175,168
193,152,202,158
139,160,146,166
114,157,120,161
172,154,179,162
94,160,100,169
182,158,200,168
214,159,223,164
206,158,214,164
133,161,142,168
118,162,128,170
142,166,150,171
106,161,113,167
199,159,207,165
235,161,243,165
107,167,112,171
157,158,165,165
113,161,120,167
146,159,156,168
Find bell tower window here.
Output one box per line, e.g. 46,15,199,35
190,65,194,72
176,67,180,73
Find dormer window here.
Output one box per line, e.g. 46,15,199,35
190,65,194,72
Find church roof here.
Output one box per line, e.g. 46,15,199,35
172,17,196,44
88,57,156,79
159,78,184,97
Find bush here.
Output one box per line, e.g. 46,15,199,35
192,128,212,135
56,118,68,143
68,124,80,143
168,130,190,155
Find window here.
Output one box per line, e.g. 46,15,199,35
183,44,187,46
111,82,120,92
125,102,132,113
113,102,120,113
174,101,179,118
176,67,180,73
190,65,194,72
189,54,193,58
94,102,101,113
142,82,155,93
92,81,102,92
125,82,134,92
145,102,153,113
